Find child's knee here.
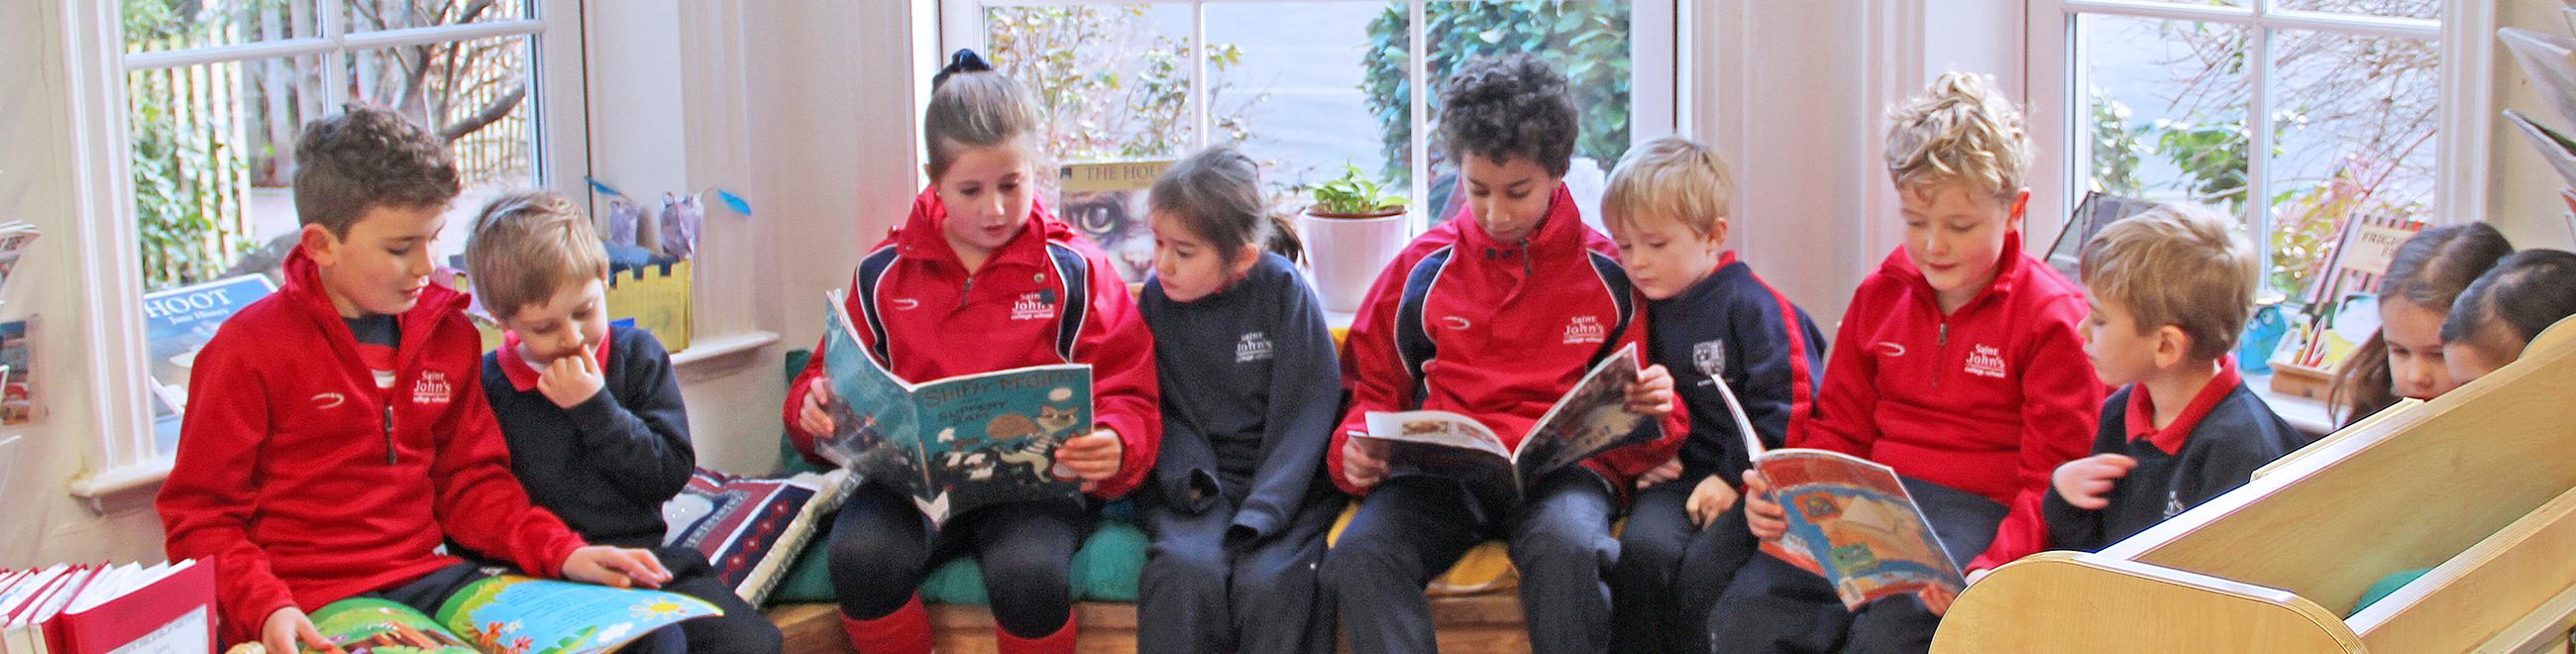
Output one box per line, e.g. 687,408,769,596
1511,527,1615,575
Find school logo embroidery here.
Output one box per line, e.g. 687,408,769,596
890,297,921,310
1964,344,2008,379
1692,340,1727,386
310,392,348,409
411,371,454,405
1563,315,1606,344
1878,341,1907,358
1236,332,1274,364
1010,291,1054,321
1441,316,1472,331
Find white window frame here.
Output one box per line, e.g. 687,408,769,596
932,0,1681,224
2024,0,2492,274
63,0,591,500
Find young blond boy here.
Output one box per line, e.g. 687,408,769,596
158,106,666,653
464,191,783,653
1973,203,2304,574
1714,72,2103,652
1599,136,1825,654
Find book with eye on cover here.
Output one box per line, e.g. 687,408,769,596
1355,343,1664,503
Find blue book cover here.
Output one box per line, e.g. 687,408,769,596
815,291,1090,526
141,274,276,456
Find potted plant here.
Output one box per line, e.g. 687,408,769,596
1298,164,1411,312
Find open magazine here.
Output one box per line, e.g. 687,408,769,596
1356,343,1663,503
1709,374,1965,610
300,576,717,654
813,290,1090,526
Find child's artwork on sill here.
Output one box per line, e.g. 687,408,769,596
141,274,276,455
1058,160,1172,284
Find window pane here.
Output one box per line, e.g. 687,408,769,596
2273,0,2438,21
1204,2,1404,206
127,54,326,455
346,35,542,263
345,0,536,32
983,4,1198,172
2074,14,2250,214
123,0,322,54
128,55,327,293
1418,0,1632,225
2266,28,2438,300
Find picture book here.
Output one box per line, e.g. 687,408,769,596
812,290,1091,526
0,221,38,300
142,274,276,456
1057,160,1171,283
301,576,717,654
0,318,31,425
1708,371,1965,610
1355,343,1663,503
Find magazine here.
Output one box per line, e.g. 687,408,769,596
0,319,30,425
301,575,717,654
1708,372,1965,610
812,290,1091,526
142,274,277,455
1057,160,1171,283
1355,343,1663,503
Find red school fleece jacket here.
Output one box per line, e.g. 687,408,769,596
1786,231,2104,567
784,186,1161,499
1328,183,1688,496
157,249,587,644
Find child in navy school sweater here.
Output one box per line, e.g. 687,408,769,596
1964,203,2306,580
464,190,783,654
1599,136,1826,654
1132,145,1342,654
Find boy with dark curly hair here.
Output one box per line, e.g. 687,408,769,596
1320,54,1685,654
158,105,669,653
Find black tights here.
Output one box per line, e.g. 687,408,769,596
827,483,1088,637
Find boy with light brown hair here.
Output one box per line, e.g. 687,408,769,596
1967,203,2304,577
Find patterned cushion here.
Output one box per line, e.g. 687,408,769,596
662,468,856,604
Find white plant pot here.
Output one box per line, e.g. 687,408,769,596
1300,209,1412,313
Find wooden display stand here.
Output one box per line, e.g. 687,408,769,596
1933,318,2576,653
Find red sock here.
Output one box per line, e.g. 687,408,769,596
839,595,931,654
994,613,1077,654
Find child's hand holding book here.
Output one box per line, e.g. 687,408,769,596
1625,364,1676,417
797,378,837,434
1340,437,1392,490
562,545,673,589
262,606,335,654
1742,470,1786,540
1054,428,1125,492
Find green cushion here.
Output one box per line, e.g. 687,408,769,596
763,349,1153,605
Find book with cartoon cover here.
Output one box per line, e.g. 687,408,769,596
1705,371,1964,610
300,575,717,654
812,290,1091,526
1356,343,1663,502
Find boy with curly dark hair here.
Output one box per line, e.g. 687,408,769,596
159,104,670,653
1321,54,1685,654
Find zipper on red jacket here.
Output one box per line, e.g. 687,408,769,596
960,273,976,310
381,404,396,465
1932,322,1950,389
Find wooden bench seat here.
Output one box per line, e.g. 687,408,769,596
769,593,1532,654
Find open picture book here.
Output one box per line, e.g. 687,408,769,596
1356,342,1663,503
1708,373,1966,610
812,290,1090,527
299,575,717,654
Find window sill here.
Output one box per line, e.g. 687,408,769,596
67,456,172,508
670,330,781,368
2244,371,2337,438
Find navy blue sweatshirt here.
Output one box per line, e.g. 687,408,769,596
479,325,696,549
2042,362,2306,552
1138,253,1342,542
1648,254,1826,487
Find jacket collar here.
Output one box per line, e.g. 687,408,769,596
280,246,469,350
1448,181,1585,265
2124,357,2244,455
889,185,1073,274
1878,229,2027,314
